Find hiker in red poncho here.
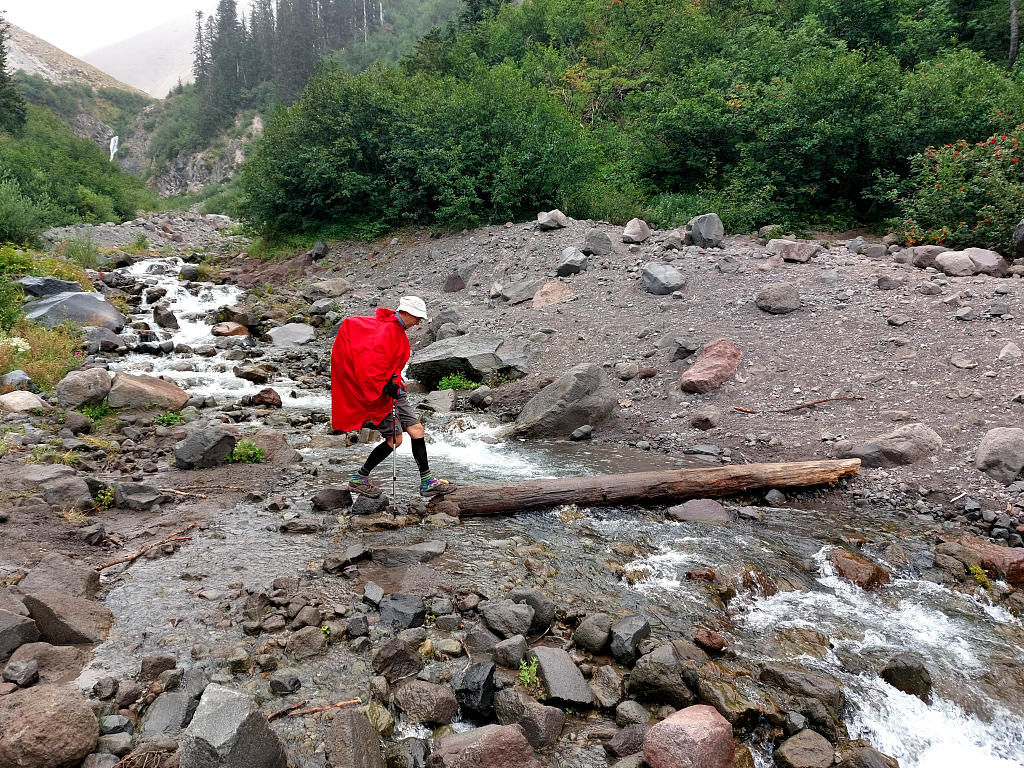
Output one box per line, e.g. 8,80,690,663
330,295,454,498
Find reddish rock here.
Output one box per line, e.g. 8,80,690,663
107,373,189,411
429,724,542,768
957,533,1024,589
252,388,283,408
8,643,89,684
637,366,659,379
666,499,732,524
531,281,572,309
0,685,98,767
212,321,249,337
252,431,302,465
680,338,742,393
827,548,891,590
766,239,822,263
774,728,834,768
686,568,718,582
694,628,728,654
642,705,734,768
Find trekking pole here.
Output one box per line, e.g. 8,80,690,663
391,397,398,498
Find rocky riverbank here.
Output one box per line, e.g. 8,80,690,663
1,210,1024,768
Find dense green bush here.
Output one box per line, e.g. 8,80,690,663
896,125,1024,255
239,63,597,236
0,177,48,245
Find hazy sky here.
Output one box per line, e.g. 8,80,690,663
3,0,218,56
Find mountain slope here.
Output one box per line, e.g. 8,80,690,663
5,22,146,96
82,15,197,99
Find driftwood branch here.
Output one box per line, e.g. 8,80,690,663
278,698,361,718
268,700,309,721
157,488,208,499
96,522,198,571
429,460,861,517
734,395,866,415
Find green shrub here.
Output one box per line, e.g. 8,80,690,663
895,124,1024,255
153,411,185,426
0,177,47,245
437,372,480,391
79,401,111,422
93,486,114,509
58,237,101,270
227,439,265,464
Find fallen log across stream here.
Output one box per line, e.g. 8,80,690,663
429,459,861,517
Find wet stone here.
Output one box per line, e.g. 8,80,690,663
372,639,424,683
494,635,528,669
384,737,429,768
480,599,535,639
530,646,594,708
270,673,301,695
574,613,613,654
453,661,496,719
616,700,650,727
380,594,426,629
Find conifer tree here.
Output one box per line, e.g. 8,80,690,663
192,11,210,86
0,13,27,134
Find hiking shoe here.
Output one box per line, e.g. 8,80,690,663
420,473,456,497
348,472,382,498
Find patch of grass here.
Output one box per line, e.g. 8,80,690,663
227,439,265,464
29,444,77,466
486,372,520,388
79,401,111,422
130,235,150,253
518,657,540,693
0,320,82,391
62,509,89,523
55,237,101,270
437,373,480,391
153,411,185,426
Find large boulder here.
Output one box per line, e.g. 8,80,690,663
24,292,126,332
267,323,315,346
0,390,51,413
641,263,686,295
18,553,100,598
536,210,568,230
774,729,835,768
906,245,947,269
394,680,459,724
14,465,92,513
22,592,114,645
0,610,40,658
935,247,1009,277
880,652,933,701
56,368,111,408
17,277,84,298
529,646,594,708
755,283,801,314
642,705,734,768
582,229,613,256
107,373,189,410
956,533,1024,589
493,689,565,749
0,685,98,768
680,338,741,393
627,641,708,708
838,423,942,467
179,685,287,768
174,424,238,469
409,336,525,389
325,708,385,768
303,278,352,302
766,239,822,263
686,213,725,248
975,427,1024,485
513,363,617,438
827,548,891,590
429,724,543,768
622,218,652,243
556,247,588,276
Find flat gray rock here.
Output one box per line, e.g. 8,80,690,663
529,646,594,707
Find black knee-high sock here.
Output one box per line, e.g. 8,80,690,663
359,441,394,476
411,437,430,476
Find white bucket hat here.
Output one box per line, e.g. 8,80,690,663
397,295,428,321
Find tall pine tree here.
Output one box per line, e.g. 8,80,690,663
0,13,27,134
192,11,210,86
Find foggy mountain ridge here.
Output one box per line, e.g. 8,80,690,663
82,15,197,99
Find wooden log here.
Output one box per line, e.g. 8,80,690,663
431,459,860,517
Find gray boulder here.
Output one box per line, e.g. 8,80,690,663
303,278,352,301
82,326,126,354
25,292,126,331
766,239,822,263
17,276,84,297
22,592,114,645
1015,218,1024,262
609,615,650,664
140,691,194,737
936,247,1009,277
56,368,111,408
906,245,947,269
0,685,98,768
529,646,593,707
640,263,685,295
325,708,385,768
480,600,535,639
395,680,458,724
880,652,932,702
838,423,942,468
0,610,40,658
975,427,1024,484
582,229,613,256
556,247,588,276
174,424,238,469
755,283,801,314
536,210,568,230
494,689,565,749
179,685,287,768
409,336,524,389
0,370,33,391
18,552,100,598
627,641,708,708
0,391,50,413
573,613,612,654
267,323,315,346
513,363,617,438
686,213,725,248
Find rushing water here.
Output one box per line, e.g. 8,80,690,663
87,258,1024,767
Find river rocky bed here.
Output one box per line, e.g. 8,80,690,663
1,211,1024,768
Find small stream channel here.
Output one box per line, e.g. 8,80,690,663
85,258,1024,768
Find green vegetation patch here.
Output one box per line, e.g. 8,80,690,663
227,439,265,464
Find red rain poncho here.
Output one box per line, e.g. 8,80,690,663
330,308,409,431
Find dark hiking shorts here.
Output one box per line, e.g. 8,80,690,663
370,394,420,439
